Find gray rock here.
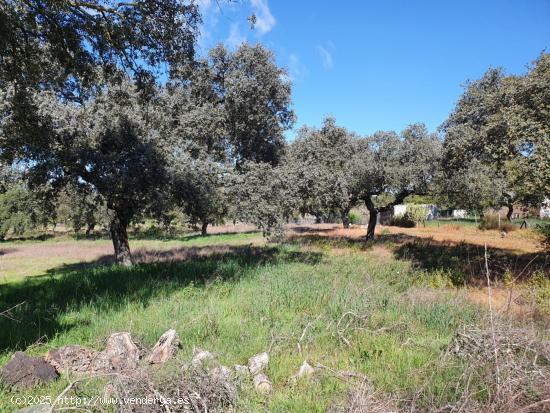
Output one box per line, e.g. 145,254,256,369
248,352,269,375
253,373,272,394
45,345,99,375
290,360,316,383
191,347,218,370
91,332,140,372
148,329,181,364
0,352,58,388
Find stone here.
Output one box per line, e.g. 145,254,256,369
211,365,232,380
248,352,269,375
0,352,58,388
45,345,99,375
297,360,315,379
253,373,272,394
91,332,140,372
148,329,181,364
191,348,218,370
290,360,316,383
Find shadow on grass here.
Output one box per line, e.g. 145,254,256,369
289,226,339,234
288,232,549,286
0,244,322,353
0,233,55,243
393,239,548,286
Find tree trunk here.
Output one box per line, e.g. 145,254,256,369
341,208,350,229
506,203,513,222
109,212,133,266
201,220,208,236
364,197,378,240
85,223,95,238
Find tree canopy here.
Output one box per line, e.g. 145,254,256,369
441,53,550,218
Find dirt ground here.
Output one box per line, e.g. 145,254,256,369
0,224,259,283
288,223,543,254
1,223,544,284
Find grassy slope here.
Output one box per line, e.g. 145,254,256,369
0,234,481,412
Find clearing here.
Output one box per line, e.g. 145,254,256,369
0,224,548,412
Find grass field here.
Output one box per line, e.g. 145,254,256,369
0,225,549,412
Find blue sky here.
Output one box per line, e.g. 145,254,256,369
196,0,550,138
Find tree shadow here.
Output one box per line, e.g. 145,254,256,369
393,239,548,286
288,232,548,286
0,234,55,243
287,232,417,249
289,226,338,234
126,230,261,242
0,244,322,353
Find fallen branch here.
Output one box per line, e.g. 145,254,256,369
0,301,26,322
297,314,321,355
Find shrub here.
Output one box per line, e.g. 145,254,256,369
390,214,415,228
478,214,516,231
407,205,428,226
390,205,427,228
348,210,362,225
536,223,550,253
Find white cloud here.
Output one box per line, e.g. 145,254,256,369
250,0,276,34
317,44,334,70
226,23,246,49
288,53,307,80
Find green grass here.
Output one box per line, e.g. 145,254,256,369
0,231,263,283
0,233,483,412
424,218,478,227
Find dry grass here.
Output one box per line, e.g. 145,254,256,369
288,223,542,254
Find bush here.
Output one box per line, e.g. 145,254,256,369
406,205,428,226
390,214,415,228
478,214,516,231
348,210,362,225
390,205,427,228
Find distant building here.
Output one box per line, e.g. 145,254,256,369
452,209,467,219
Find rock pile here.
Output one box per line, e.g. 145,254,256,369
0,352,58,388
1,330,278,401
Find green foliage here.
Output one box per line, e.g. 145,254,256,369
170,157,229,234
56,184,107,235
0,0,200,98
348,210,362,225
437,159,506,213
441,53,550,212
405,194,436,205
405,205,428,226
536,223,550,253
478,214,517,231
229,162,298,239
0,185,55,239
390,214,416,228
527,271,550,316
287,117,357,221
390,205,427,228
